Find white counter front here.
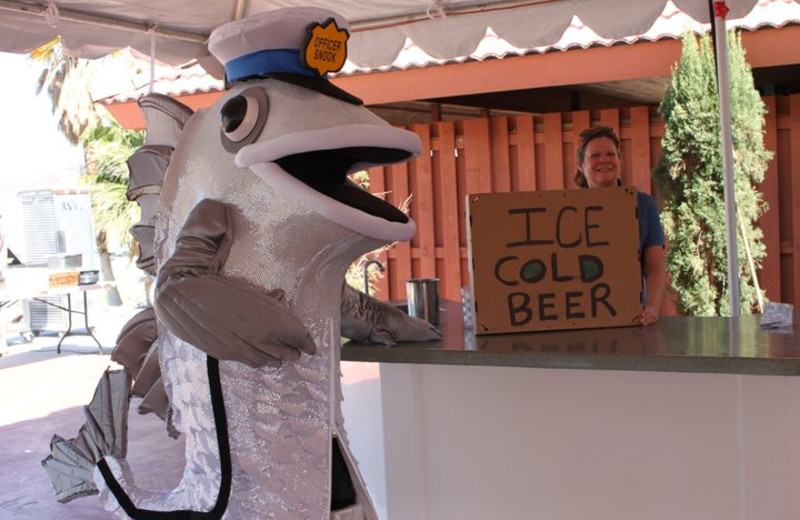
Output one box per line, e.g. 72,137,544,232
340,305,800,520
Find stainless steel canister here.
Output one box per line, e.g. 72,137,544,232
406,278,440,325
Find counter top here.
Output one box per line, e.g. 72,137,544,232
341,301,800,376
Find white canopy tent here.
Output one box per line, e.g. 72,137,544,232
0,0,786,74
1,0,794,315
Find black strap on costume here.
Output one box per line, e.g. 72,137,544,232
97,356,232,520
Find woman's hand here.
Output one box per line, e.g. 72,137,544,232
641,245,668,327
639,304,659,326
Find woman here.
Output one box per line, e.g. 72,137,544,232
574,126,667,326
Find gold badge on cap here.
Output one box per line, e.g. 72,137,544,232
301,18,349,76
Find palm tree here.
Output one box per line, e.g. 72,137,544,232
81,120,144,305
31,37,98,145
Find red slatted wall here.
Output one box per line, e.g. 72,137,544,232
368,98,798,313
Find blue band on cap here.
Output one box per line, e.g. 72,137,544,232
225,48,327,82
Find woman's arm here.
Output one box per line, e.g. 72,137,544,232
641,245,667,326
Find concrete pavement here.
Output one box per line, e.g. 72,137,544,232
0,304,184,519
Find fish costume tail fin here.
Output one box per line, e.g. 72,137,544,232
41,93,193,503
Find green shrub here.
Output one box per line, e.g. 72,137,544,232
653,31,771,316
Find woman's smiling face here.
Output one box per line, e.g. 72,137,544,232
579,136,620,188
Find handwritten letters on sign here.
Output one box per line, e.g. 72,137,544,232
467,188,642,335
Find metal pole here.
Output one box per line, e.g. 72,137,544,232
712,0,741,316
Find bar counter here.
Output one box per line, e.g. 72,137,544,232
342,300,800,376
339,301,800,520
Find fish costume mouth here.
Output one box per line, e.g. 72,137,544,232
276,147,410,223
235,123,421,228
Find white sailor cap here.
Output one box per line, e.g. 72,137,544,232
209,7,361,105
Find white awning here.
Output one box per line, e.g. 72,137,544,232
1,0,795,76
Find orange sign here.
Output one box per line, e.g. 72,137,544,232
466,187,642,335
302,18,349,76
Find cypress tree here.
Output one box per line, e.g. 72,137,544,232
654,31,771,316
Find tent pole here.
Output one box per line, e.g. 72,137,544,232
712,0,741,316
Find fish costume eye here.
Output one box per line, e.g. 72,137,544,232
220,87,269,152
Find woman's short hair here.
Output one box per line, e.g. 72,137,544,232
574,126,620,188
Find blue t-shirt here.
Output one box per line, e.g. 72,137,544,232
637,191,665,261
637,191,665,306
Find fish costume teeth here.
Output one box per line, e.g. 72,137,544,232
42,7,441,520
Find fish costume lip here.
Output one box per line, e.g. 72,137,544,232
236,124,421,241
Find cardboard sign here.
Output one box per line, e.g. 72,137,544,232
466,187,642,335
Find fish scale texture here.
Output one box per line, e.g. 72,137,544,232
96,87,386,519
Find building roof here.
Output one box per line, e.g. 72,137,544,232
92,0,800,128
346,0,800,74
95,0,800,107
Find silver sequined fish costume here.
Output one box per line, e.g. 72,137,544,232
88,8,436,520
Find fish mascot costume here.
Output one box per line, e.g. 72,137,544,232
42,7,440,520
